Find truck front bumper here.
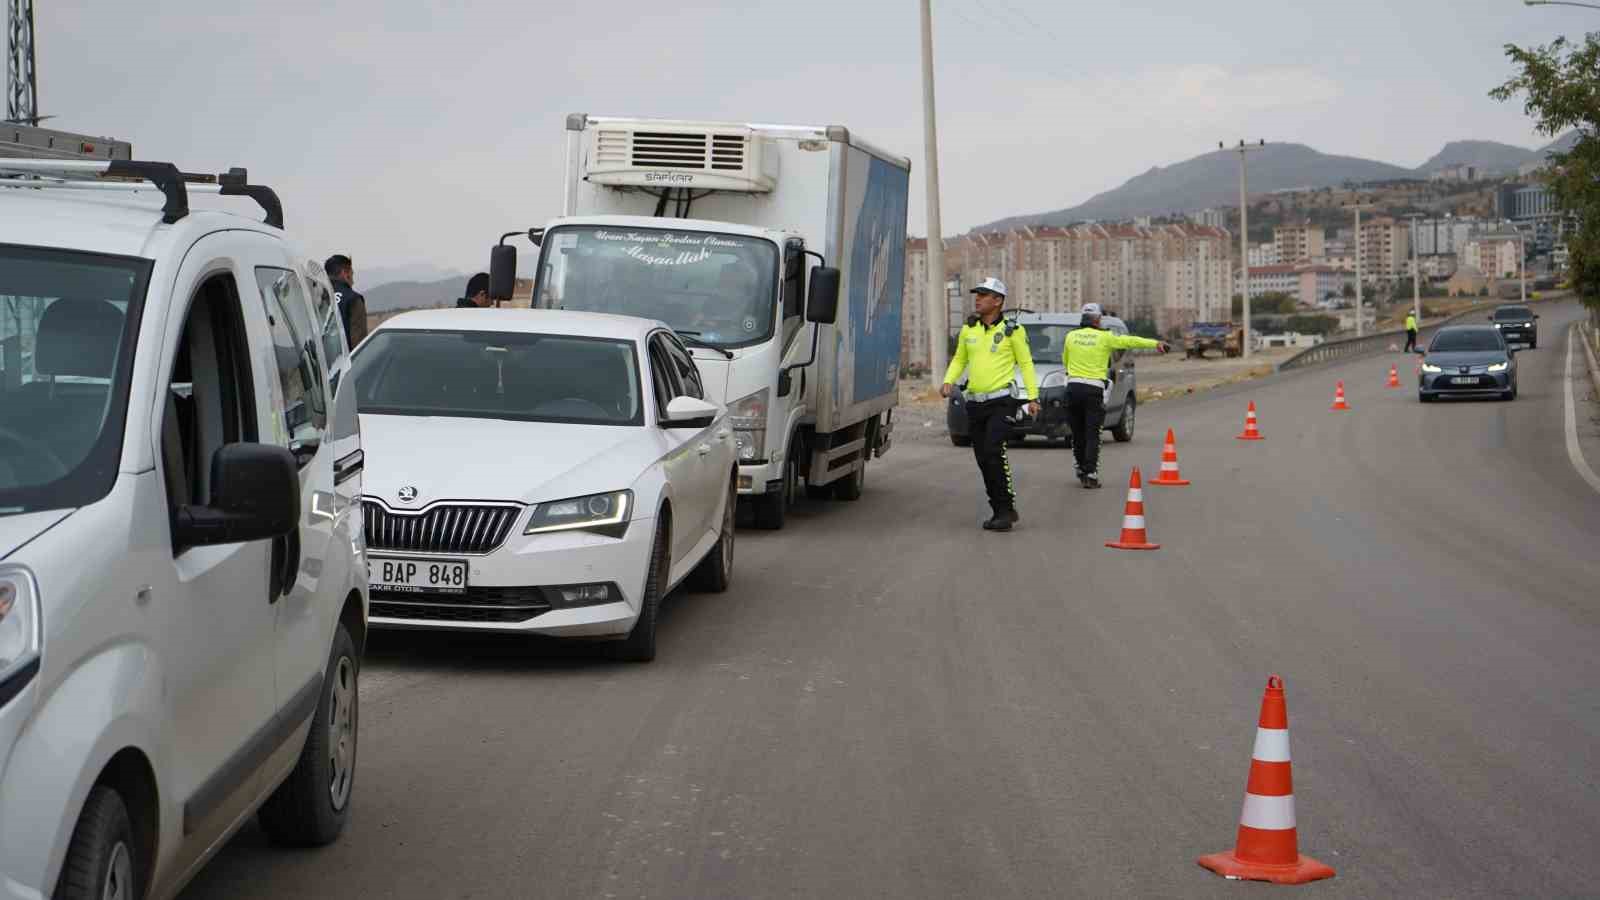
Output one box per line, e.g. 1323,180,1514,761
737,459,781,496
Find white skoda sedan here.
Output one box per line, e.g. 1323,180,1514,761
349,309,737,661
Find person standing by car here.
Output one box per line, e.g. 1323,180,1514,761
325,254,369,348
940,277,1040,532
1062,303,1167,489
1404,310,1419,353
457,272,494,308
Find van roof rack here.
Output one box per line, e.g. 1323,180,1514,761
0,158,284,228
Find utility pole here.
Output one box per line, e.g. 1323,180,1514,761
920,0,947,389
1222,140,1266,359
1405,213,1425,325
1346,203,1376,337
6,0,39,125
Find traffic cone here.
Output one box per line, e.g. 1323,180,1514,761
1235,402,1264,441
1150,428,1190,486
1386,365,1401,389
1105,467,1160,551
1198,676,1336,885
1331,381,1350,411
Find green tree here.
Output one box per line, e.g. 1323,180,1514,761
1492,35,1600,310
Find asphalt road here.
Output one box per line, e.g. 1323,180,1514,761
183,300,1600,899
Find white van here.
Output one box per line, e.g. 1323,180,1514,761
0,160,368,900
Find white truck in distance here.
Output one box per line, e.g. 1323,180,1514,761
493,115,911,529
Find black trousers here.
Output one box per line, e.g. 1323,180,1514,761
1066,383,1106,476
1404,329,1418,353
967,398,1018,514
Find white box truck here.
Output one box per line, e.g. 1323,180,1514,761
492,115,910,529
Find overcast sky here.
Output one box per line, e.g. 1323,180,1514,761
36,0,1578,279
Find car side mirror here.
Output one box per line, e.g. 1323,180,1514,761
661,395,718,429
806,266,840,325
175,444,300,547
490,244,517,302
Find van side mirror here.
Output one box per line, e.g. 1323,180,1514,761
175,444,300,547
806,266,840,324
490,245,517,302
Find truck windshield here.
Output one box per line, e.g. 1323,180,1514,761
0,246,150,515
536,226,779,349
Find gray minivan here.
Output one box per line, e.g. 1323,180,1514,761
946,312,1139,447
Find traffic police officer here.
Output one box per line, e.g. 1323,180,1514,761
941,277,1039,531
1061,303,1168,489
1403,310,1419,353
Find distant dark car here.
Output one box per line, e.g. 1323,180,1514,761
1419,325,1518,402
1488,304,1539,349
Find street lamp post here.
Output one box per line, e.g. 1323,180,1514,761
1346,203,1376,337
1222,140,1266,359
920,0,948,390
1524,0,1600,10
1405,213,1425,326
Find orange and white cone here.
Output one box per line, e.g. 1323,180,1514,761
1236,402,1265,441
1386,365,1401,389
1105,467,1159,551
1331,381,1350,411
1198,676,1336,885
1150,428,1190,486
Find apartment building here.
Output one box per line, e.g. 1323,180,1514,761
1246,265,1352,308
1357,217,1411,284
1274,221,1326,263
1463,235,1522,280
902,238,930,371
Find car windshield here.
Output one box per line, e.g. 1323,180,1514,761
1431,329,1504,352
350,329,642,425
535,226,779,349
1493,306,1533,321
1023,324,1076,363
0,246,149,515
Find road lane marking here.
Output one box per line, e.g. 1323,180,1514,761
1563,328,1600,496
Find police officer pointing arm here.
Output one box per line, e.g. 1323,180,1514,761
1062,303,1168,489
940,278,1039,532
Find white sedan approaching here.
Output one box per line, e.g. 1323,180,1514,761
348,309,737,661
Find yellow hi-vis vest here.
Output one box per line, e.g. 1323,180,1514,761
943,317,1039,399
1061,327,1160,381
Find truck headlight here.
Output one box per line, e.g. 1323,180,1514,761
1487,361,1509,372
525,490,632,538
729,388,769,462
0,570,42,705
1040,371,1067,389
1421,363,1442,373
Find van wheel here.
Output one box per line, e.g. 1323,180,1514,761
55,786,141,900
258,624,358,847
613,523,668,662
689,478,735,593
1110,397,1136,443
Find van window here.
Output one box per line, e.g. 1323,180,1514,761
0,245,150,514
254,268,327,457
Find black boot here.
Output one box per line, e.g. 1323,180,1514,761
1081,471,1102,489
982,508,1018,531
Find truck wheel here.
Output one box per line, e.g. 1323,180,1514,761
1109,397,1136,443
753,452,795,530
258,623,359,847
612,522,668,662
950,434,971,447
689,477,736,593
55,786,141,900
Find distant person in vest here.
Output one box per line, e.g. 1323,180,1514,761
325,254,369,348
1403,310,1419,353
457,272,494,308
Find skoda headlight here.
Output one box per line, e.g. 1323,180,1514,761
525,490,632,538
729,388,769,462
1421,363,1443,373
1040,371,1067,389
0,570,42,705
1487,361,1509,373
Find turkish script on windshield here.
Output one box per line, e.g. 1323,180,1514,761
538,227,778,348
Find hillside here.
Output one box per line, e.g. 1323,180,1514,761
363,275,466,312
980,143,1414,231
1414,140,1534,175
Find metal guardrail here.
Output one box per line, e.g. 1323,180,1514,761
1275,297,1555,372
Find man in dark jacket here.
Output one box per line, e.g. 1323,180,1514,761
324,254,369,347
457,272,493,308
